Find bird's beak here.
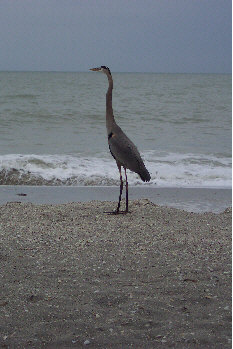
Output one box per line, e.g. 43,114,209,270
90,67,101,71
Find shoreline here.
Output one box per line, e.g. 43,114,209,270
0,185,231,213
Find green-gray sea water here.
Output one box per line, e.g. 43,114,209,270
0,72,231,187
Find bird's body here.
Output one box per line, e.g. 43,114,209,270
108,122,150,182
90,66,150,213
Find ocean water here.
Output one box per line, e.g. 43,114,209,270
0,71,231,188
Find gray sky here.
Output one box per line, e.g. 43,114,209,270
0,0,231,73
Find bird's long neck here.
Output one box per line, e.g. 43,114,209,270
106,73,115,133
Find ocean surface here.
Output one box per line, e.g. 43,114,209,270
0,71,231,188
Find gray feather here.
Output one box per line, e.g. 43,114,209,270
108,124,151,182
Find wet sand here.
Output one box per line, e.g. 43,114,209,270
0,199,231,348
0,185,231,213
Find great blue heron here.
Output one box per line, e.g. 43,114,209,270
90,66,150,214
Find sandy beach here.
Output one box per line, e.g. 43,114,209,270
0,198,231,348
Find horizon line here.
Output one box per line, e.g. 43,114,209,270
0,69,231,75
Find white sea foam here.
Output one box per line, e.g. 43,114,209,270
0,152,231,188
144,151,232,188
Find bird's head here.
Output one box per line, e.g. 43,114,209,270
90,66,111,76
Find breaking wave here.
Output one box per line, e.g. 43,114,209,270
0,152,231,188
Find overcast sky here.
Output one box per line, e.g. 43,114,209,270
0,0,231,73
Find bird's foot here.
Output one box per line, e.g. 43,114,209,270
104,210,130,215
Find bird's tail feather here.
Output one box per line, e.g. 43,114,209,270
139,168,151,182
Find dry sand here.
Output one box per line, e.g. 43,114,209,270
0,199,231,348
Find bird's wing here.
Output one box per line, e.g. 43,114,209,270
108,129,144,173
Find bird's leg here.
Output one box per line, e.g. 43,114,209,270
116,165,123,213
124,168,129,213
105,163,125,215
108,166,129,214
